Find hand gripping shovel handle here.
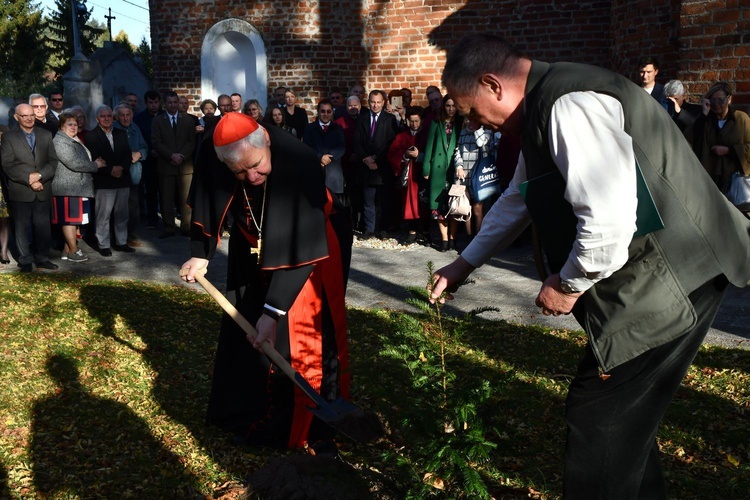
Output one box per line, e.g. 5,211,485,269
188,269,337,417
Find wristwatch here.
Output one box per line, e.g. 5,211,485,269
559,280,580,294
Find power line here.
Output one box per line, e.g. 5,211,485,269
89,1,148,25
120,0,149,12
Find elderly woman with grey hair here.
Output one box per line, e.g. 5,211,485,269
664,79,701,136
51,111,107,262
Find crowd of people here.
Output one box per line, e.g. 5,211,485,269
1,48,748,490
2,64,744,273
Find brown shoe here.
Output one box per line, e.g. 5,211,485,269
127,239,143,247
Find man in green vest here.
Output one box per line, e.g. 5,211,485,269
429,34,750,498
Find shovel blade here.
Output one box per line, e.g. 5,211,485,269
308,398,385,442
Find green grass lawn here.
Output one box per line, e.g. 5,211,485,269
0,273,747,498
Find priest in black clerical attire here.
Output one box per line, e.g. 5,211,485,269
182,112,353,450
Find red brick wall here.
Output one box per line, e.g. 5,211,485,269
148,0,749,114
678,0,750,106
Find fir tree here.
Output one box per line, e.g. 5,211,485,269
0,0,49,97
114,30,135,56
135,36,152,80
45,0,105,78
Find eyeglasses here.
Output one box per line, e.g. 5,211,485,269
50,98,63,102
16,114,35,119
709,96,728,105
32,104,47,109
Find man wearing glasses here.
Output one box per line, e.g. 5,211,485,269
0,104,59,272
28,94,58,135
46,92,64,129
216,94,233,116
302,99,347,206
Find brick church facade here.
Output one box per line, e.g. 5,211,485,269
147,0,749,115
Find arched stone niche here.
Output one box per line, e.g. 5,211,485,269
201,19,267,112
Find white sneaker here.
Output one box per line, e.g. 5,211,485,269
67,249,89,262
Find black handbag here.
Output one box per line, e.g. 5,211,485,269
398,159,411,189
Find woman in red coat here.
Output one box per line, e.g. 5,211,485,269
388,106,428,243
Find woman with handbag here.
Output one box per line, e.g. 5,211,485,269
423,95,463,251
692,82,750,218
454,123,498,238
51,112,107,262
388,106,428,243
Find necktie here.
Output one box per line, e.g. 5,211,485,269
25,132,35,152
322,124,328,133
370,113,377,137
171,115,177,130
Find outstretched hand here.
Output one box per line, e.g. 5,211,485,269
428,257,475,304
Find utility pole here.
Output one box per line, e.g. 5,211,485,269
105,7,116,40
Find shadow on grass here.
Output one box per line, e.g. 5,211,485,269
0,461,9,498
29,354,200,497
659,347,750,498
77,282,254,482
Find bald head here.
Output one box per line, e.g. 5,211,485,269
15,104,35,132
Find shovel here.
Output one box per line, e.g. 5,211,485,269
187,269,384,442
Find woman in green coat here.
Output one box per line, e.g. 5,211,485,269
422,95,463,251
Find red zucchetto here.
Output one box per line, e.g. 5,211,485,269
213,112,259,146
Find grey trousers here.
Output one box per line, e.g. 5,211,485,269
95,187,129,249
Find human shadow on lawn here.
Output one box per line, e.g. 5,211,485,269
77,283,259,478
29,354,200,497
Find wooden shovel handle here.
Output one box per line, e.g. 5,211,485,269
188,269,299,383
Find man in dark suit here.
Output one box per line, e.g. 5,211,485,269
638,57,667,110
46,91,64,130
133,90,164,228
353,90,398,236
29,94,58,135
151,90,196,237
85,105,134,256
302,99,347,206
0,104,59,271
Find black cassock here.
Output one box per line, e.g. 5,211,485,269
188,122,352,448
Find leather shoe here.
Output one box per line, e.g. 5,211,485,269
113,244,136,253
20,264,33,273
126,239,143,247
36,261,59,270
99,248,112,257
